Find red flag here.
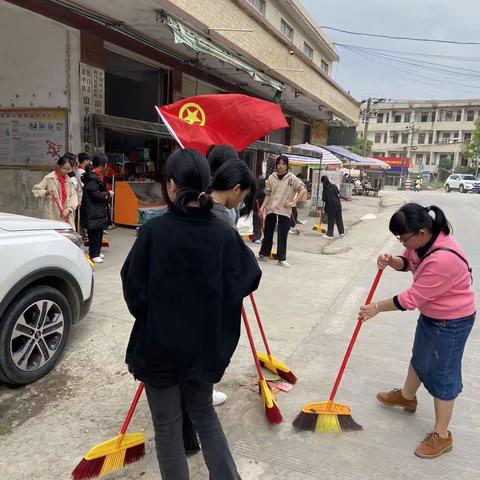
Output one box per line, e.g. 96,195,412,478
156,94,288,155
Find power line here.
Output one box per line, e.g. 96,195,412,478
334,43,480,62
322,26,480,45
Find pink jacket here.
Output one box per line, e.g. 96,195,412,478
397,233,476,319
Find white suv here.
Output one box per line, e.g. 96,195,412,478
0,213,94,385
444,174,480,193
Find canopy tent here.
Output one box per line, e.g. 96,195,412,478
323,145,390,169
289,143,342,166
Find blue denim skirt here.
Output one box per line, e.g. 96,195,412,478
411,313,475,401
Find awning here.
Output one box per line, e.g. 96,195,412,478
166,16,283,92
323,145,390,169
292,143,341,164
286,154,341,166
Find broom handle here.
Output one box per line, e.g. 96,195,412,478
52,193,68,223
119,382,145,435
328,269,383,403
241,306,265,382
249,294,272,358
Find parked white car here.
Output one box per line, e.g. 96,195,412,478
0,213,93,385
444,174,480,193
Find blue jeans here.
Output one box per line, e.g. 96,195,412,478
145,381,240,480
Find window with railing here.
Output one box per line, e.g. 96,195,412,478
303,42,313,60
467,110,475,121
374,133,382,143
281,19,294,41
246,0,266,14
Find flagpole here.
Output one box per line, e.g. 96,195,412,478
155,106,185,149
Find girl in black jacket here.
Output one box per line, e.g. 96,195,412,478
121,148,261,480
80,154,112,262
321,175,345,238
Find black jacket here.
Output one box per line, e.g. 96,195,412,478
80,171,109,231
121,207,262,387
322,183,342,212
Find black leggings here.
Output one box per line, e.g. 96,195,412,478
87,229,103,258
326,208,345,237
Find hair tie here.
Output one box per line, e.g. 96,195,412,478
425,206,436,220
197,192,206,201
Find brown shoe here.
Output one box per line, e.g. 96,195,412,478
415,432,453,458
376,388,417,412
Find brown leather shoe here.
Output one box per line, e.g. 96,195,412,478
415,432,453,458
376,388,417,412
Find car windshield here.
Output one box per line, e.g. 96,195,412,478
461,175,477,180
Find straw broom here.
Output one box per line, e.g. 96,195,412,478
293,269,383,432
249,294,297,384
241,307,283,424
72,383,145,479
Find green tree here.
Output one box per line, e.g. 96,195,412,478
462,118,480,173
349,137,372,156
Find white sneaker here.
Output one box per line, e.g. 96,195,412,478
322,234,334,239
99,254,105,259
340,233,345,237
278,260,291,268
92,257,103,263
212,390,227,406
297,219,307,225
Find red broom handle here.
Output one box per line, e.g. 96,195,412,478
328,269,383,403
249,294,272,357
242,306,265,382
119,382,144,435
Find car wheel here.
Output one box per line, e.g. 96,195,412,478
459,184,465,193
445,184,450,192
0,286,72,385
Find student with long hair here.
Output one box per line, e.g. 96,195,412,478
121,148,261,479
258,155,306,268
321,175,345,238
359,203,475,459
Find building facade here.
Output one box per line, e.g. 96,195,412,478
360,100,480,175
0,0,359,218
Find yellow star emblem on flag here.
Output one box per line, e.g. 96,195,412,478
179,102,206,126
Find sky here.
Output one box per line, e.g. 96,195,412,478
302,0,480,102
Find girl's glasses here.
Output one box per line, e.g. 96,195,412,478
396,233,416,245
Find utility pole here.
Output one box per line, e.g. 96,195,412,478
403,122,419,186
360,97,387,157
362,97,372,157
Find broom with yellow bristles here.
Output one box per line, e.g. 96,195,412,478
241,307,283,424
249,294,297,384
72,382,145,479
293,269,383,432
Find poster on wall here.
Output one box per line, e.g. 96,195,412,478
80,63,105,153
0,108,67,166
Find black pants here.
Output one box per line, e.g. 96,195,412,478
290,207,298,228
326,208,345,237
145,381,240,480
259,213,290,261
88,229,103,258
252,211,262,241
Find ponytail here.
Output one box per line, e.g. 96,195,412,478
425,205,451,235
163,148,213,213
389,203,451,236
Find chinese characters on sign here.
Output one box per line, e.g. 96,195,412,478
80,63,105,153
0,109,67,165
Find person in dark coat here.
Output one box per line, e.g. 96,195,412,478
121,148,261,480
321,175,345,239
81,154,112,263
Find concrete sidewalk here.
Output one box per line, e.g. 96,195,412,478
1,191,478,480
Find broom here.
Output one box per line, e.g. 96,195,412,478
241,307,283,424
249,294,297,384
293,269,383,432
72,382,145,479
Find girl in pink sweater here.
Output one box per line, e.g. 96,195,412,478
359,203,475,459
